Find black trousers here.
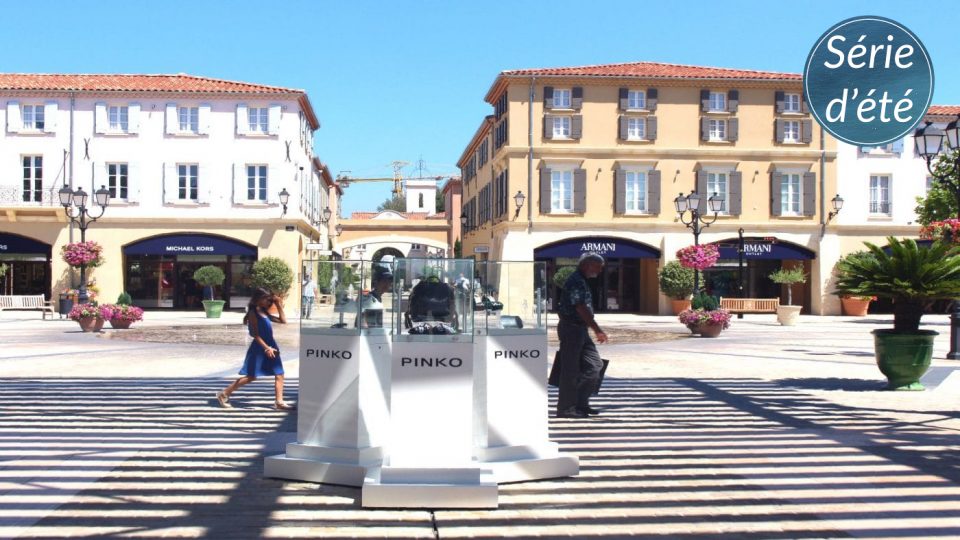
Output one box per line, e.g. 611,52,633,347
556,320,604,412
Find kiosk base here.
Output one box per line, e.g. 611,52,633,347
476,443,580,484
361,466,498,508
264,444,383,487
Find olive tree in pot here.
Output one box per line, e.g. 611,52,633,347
769,267,807,326
835,237,960,390
659,261,695,315
193,265,226,318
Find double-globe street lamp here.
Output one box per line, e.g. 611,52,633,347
674,190,724,294
915,117,960,359
58,184,111,304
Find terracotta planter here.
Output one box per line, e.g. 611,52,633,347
77,316,105,332
109,319,132,329
697,323,723,338
670,299,692,315
841,297,871,316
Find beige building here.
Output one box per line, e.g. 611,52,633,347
458,62,837,314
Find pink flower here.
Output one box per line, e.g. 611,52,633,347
61,241,103,268
676,244,720,270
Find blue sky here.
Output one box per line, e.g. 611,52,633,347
4,1,958,215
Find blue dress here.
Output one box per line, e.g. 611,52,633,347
240,311,284,376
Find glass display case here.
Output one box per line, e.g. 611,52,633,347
473,260,547,335
391,258,474,341
300,259,395,336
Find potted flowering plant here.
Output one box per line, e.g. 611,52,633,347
68,302,105,332
678,292,731,337
676,243,720,271
61,241,103,268
99,304,144,329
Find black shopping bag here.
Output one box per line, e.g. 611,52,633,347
549,351,609,395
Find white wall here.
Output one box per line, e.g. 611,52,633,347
405,179,437,215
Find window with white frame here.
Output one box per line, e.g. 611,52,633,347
108,106,129,132
780,173,802,215
708,119,727,141
247,107,268,133
22,105,45,130
707,172,729,213
178,106,199,133
552,116,571,139
21,155,42,202
783,120,800,143
550,169,573,212
107,163,128,200
627,90,646,109
553,89,571,109
708,91,726,112
784,93,801,113
625,170,647,212
627,117,646,140
869,175,891,215
178,164,198,201
247,165,268,201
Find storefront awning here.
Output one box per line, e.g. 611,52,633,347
535,236,660,259
717,239,816,260
123,234,257,256
0,233,51,256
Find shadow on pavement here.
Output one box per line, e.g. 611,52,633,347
775,377,887,392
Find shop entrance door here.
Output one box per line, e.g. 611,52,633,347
1,260,50,297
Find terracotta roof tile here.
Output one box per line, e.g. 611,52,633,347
502,61,802,81
928,105,960,116
0,73,303,94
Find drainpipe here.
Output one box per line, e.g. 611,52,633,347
527,77,535,231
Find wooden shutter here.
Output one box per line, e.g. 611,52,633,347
236,104,248,135
775,91,785,113
618,88,629,110
163,163,178,203
126,163,140,203
165,103,177,134
700,117,710,141
770,172,783,216
571,87,583,110
775,119,785,143
646,88,658,111
727,90,739,113
266,165,279,205
268,104,282,135
539,168,551,214
729,171,742,216
700,89,710,112
571,115,582,140
6,101,20,133
648,170,661,214
618,116,627,140
696,171,708,207
801,120,813,143
802,172,816,216
128,103,141,134
43,101,57,133
233,163,247,204
94,102,108,134
728,119,738,142
647,116,657,141
198,103,212,135
543,86,554,109
196,164,210,204
614,169,626,214
573,169,586,213
543,115,552,139
801,94,810,114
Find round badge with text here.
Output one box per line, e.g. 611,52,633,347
804,16,934,146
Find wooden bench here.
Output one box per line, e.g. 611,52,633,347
0,295,56,319
720,297,779,314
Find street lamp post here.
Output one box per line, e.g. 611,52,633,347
58,184,111,304
915,118,960,359
674,190,723,294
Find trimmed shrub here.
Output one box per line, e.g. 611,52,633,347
552,266,576,289
658,261,695,300
251,257,294,296
116,291,133,306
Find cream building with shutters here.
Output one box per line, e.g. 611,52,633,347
458,61,838,315
0,74,338,312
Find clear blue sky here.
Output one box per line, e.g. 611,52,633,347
4,1,958,215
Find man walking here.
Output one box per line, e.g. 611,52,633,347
301,274,318,319
555,252,608,418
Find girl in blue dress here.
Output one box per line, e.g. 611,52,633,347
217,288,294,410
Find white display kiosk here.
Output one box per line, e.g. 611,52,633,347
265,258,577,509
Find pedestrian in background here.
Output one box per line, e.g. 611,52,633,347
555,252,608,418
301,274,318,318
217,288,294,410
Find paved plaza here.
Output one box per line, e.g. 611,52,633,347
2,311,960,538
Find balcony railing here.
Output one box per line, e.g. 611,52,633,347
869,201,892,214
0,186,58,207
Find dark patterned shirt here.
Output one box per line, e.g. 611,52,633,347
558,269,592,323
